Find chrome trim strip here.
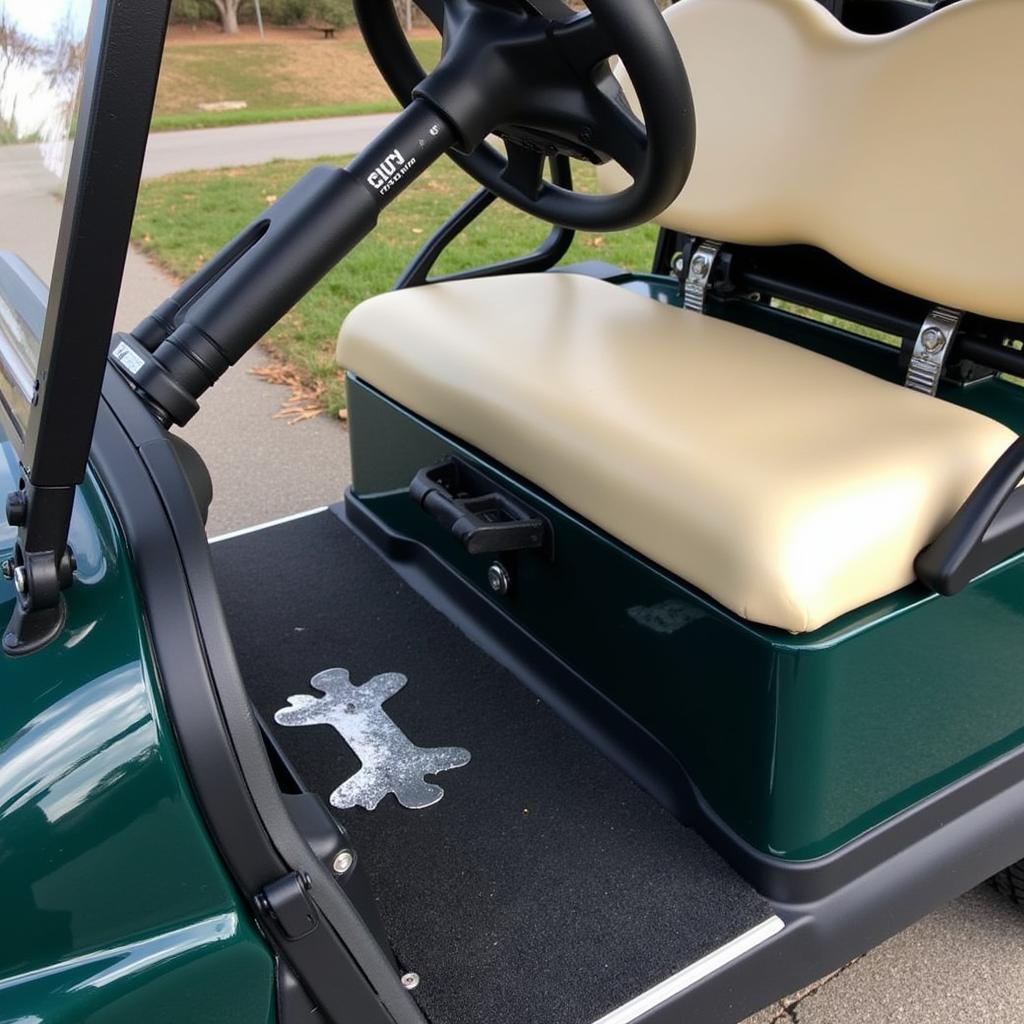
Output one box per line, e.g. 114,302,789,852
591,916,786,1024
208,506,329,544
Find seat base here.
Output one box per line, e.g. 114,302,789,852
344,373,1024,860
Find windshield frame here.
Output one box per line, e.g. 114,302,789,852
0,0,167,656
0,0,168,482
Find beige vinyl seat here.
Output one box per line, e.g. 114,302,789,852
339,0,1024,633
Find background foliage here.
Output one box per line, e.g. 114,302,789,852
170,0,357,27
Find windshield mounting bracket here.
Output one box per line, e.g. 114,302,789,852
1,483,76,655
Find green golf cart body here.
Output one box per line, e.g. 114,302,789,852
2,0,1024,1021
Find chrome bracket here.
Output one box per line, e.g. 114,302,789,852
681,240,723,313
905,306,963,395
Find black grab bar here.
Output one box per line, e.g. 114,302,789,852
395,155,575,290
916,435,1024,595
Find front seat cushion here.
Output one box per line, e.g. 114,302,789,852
338,273,1016,632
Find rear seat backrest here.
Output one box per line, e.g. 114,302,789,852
597,0,1024,323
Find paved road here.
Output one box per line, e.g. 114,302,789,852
0,112,393,187
3,114,1023,1022
746,886,1024,1023
141,112,395,177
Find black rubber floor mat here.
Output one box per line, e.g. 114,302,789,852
212,509,773,1024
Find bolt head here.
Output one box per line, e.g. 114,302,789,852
922,327,946,352
12,565,27,595
690,255,709,277
401,972,420,991
332,849,354,875
487,562,510,596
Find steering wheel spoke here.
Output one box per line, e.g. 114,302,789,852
583,83,648,179
551,12,617,76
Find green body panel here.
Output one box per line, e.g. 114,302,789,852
0,440,276,1022
346,276,1024,861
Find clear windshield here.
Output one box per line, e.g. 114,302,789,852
0,1,91,302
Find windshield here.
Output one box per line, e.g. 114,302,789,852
0,1,91,312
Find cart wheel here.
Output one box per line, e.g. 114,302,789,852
991,861,1024,906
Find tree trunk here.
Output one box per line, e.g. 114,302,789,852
212,0,241,34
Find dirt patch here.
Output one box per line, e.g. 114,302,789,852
278,39,394,105
155,27,440,116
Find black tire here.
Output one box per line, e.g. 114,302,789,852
990,861,1024,906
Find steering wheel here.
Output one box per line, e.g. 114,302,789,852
354,0,695,232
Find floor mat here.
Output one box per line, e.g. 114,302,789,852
212,508,774,1024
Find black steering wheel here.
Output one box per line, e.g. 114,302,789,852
354,0,695,232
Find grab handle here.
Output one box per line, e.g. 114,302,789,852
916,436,1024,595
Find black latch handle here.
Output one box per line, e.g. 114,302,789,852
410,458,549,557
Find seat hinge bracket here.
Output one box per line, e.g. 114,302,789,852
904,306,963,396
676,239,723,313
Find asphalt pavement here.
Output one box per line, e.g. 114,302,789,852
141,112,395,178
2,114,1023,1023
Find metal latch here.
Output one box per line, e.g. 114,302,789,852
256,872,319,940
905,306,963,396
678,239,723,313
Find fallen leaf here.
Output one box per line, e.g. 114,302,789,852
251,360,330,424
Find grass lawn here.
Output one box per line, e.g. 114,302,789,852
132,157,658,416
152,32,441,132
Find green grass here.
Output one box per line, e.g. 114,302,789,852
150,101,400,132
774,300,902,347
132,156,657,416
153,36,441,132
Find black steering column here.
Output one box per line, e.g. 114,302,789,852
111,0,694,427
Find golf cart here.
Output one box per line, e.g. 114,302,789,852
2,0,1024,1020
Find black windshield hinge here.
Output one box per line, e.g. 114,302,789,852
256,872,320,941
1,481,76,657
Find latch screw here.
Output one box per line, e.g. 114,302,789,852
690,254,710,278
922,327,946,352
12,566,27,596
487,562,511,596
332,849,354,875
401,972,420,991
